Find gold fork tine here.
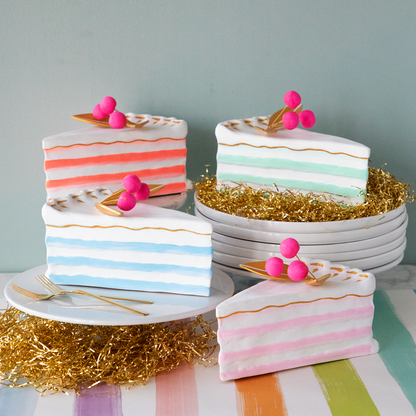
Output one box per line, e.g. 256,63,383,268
10,284,38,299
39,275,61,291
36,275,149,315
36,275,60,293
37,274,153,304
10,284,55,300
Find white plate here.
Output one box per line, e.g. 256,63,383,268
195,195,406,233
196,208,408,245
213,252,404,279
142,192,188,210
212,222,407,254
212,233,406,262
4,265,234,326
212,238,406,272
368,254,404,275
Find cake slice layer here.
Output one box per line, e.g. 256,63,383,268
43,188,213,296
216,259,378,379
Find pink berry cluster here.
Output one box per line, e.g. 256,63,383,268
265,238,310,281
92,96,127,129
281,91,315,131
117,174,151,211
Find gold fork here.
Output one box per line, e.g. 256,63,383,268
35,274,152,304
10,284,149,316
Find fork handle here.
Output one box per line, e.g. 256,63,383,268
98,295,153,304
73,290,149,316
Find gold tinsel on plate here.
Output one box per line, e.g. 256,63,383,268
0,307,216,395
195,167,414,222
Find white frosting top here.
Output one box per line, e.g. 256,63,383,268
42,188,212,237
43,114,187,149
216,117,370,159
217,258,375,318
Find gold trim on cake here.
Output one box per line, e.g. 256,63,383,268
218,142,369,160
44,137,187,151
217,293,374,319
45,224,212,235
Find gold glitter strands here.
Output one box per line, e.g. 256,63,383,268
195,167,414,222
0,308,216,394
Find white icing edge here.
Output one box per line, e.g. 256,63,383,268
216,258,375,319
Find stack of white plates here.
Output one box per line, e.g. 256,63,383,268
195,197,408,275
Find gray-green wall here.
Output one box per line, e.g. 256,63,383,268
1,0,415,271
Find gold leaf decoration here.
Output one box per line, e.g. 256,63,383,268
240,261,298,281
257,104,303,134
100,185,165,207
95,202,123,217
72,113,149,129
239,260,328,286
100,189,124,206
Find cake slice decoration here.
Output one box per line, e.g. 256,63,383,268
216,256,378,381
95,202,123,217
240,237,331,286
253,90,315,134
43,187,213,297
95,174,165,217
72,96,149,129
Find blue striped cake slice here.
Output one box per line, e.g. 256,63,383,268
215,117,370,205
42,188,213,296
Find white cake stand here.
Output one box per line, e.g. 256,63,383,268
4,265,234,326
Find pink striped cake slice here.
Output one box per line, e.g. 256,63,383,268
43,114,188,200
216,259,379,381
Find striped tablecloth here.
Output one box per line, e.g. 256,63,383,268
0,282,416,415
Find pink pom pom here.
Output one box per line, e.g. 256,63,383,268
134,183,150,201
283,91,301,109
265,257,284,277
92,104,107,120
299,110,315,128
282,111,299,130
109,111,127,129
122,174,142,193
117,191,136,211
100,96,117,115
280,238,300,259
287,260,309,281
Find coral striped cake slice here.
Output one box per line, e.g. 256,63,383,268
216,259,379,380
43,114,188,200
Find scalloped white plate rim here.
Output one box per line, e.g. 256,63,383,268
4,265,234,326
212,232,406,261
212,239,406,272
195,195,406,233
212,223,407,254
195,208,408,245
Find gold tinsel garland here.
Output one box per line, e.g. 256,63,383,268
195,167,414,222
0,307,216,394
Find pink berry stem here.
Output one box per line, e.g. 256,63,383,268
295,254,317,280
